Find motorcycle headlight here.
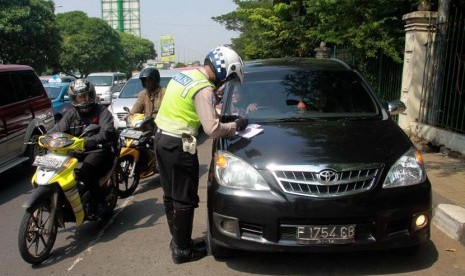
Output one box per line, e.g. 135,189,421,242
214,151,269,191
383,147,426,188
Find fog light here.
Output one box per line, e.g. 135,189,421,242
221,219,238,234
413,214,428,230
213,213,240,238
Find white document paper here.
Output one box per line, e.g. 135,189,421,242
236,124,264,139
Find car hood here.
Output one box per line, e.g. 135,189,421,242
223,119,412,169
111,98,137,113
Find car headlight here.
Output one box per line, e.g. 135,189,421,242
383,147,426,188
214,150,270,191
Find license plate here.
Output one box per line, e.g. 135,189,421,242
120,129,143,139
33,155,67,169
297,224,356,244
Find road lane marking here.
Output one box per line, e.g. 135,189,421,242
66,194,134,271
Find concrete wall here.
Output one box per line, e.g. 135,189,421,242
398,11,437,130
398,5,465,156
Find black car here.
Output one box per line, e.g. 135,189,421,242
207,58,431,259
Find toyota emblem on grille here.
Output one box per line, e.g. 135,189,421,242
317,169,339,183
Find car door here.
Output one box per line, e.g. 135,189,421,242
0,72,17,165
7,71,37,158
0,71,34,162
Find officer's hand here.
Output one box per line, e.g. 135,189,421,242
234,118,248,132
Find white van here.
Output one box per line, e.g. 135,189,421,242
87,72,127,105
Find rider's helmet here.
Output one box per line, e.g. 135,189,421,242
204,45,244,85
68,79,97,113
139,67,160,88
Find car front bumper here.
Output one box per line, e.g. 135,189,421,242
208,179,432,253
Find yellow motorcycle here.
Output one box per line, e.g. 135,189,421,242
18,124,119,265
117,108,157,198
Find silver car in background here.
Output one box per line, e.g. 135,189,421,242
108,69,179,130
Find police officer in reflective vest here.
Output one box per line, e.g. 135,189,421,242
154,46,247,264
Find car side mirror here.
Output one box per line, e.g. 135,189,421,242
63,95,69,102
387,100,407,115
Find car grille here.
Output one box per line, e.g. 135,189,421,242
269,164,383,198
116,112,128,120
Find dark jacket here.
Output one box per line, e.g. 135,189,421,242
50,104,117,150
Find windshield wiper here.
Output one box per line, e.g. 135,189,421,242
337,116,378,121
264,117,327,123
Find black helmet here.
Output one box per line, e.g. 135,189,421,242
68,79,97,113
139,67,160,88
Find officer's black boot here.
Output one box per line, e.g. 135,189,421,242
171,209,207,264
164,203,174,236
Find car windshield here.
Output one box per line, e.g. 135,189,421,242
222,69,380,123
119,76,174,98
43,86,62,100
88,76,113,86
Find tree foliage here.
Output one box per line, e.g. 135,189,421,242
119,32,156,74
213,0,422,62
0,0,60,74
56,11,123,77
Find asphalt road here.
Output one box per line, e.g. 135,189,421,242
1,133,464,275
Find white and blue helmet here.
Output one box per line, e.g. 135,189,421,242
204,45,244,84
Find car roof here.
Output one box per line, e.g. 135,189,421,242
88,72,126,76
244,58,353,73
0,64,34,72
43,82,70,87
130,69,179,80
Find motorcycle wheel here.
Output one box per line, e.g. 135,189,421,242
117,155,140,198
108,171,119,211
18,200,58,265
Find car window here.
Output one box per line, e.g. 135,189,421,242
0,73,17,106
88,76,113,86
223,69,379,121
160,76,172,88
10,71,44,100
119,79,143,98
44,86,61,100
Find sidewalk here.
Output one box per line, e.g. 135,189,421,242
423,152,465,245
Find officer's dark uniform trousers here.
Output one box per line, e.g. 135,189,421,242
154,131,199,250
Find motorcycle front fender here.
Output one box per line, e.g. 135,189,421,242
120,147,140,161
22,185,61,209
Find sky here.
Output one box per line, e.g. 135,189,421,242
53,0,240,64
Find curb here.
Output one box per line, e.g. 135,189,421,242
432,204,465,245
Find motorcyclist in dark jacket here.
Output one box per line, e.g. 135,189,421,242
49,79,118,215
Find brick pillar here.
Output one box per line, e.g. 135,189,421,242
398,11,437,130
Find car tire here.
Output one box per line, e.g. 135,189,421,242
25,133,44,166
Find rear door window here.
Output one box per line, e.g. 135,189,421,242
0,73,17,106
11,71,44,100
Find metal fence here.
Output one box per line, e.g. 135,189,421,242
332,46,403,103
420,1,465,134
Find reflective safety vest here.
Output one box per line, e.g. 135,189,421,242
155,69,214,136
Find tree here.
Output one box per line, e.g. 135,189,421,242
0,0,60,74
213,0,421,62
119,32,156,74
56,11,123,77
